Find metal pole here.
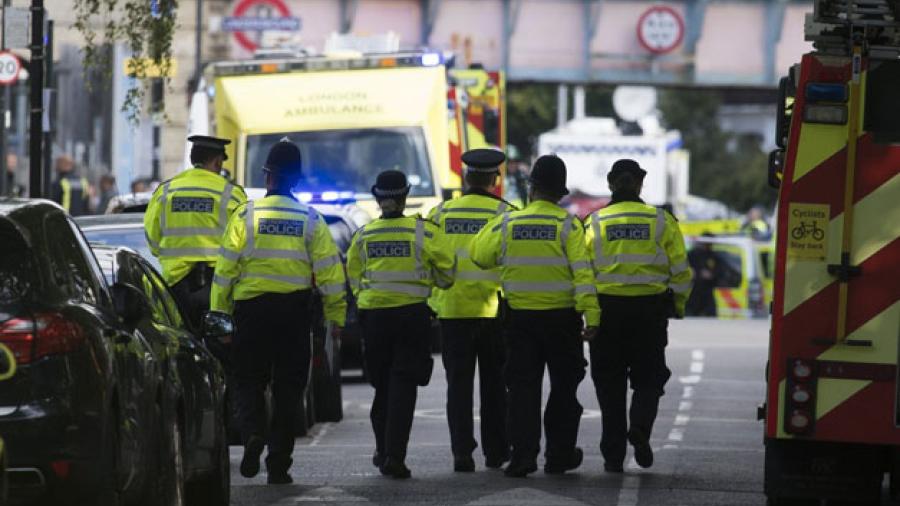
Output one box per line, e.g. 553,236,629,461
194,0,202,83
0,1,8,197
27,0,43,198
41,19,52,197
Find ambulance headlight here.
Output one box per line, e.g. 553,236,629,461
420,53,442,67
803,104,847,125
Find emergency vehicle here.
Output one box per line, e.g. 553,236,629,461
763,0,900,502
186,34,505,217
684,235,772,319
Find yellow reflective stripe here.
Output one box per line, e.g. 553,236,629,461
368,271,427,282
505,256,569,266
60,178,72,210
313,254,342,271
596,273,668,284
213,274,232,287
248,249,310,261
158,247,219,257
239,272,311,285
362,282,431,297
669,281,691,294
161,227,222,237
218,247,240,262
503,281,573,292
575,284,597,295
456,270,500,282
317,282,346,296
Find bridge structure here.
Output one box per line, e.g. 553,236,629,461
220,0,815,88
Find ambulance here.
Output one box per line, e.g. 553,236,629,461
186,35,505,217
763,0,900,502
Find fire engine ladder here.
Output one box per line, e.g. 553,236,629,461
805,0,899,345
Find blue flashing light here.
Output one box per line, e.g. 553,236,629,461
805,83,848,103
298,192,314,203
293,189,357,205
421,53,442,67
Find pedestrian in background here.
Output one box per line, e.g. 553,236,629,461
584,158,691,472
50,155,90,216
210,139,347,484
144,135,248,329
4,154,23,197
428,148,514,473
686,234,720,317
470,154,599,478
95,174,118,214
347,170,456,479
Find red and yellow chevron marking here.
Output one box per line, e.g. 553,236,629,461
767,52,900,443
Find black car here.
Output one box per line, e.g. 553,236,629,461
91,245,230,506
0,199,176,505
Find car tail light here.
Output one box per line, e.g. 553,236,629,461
791,384,812,404
788,410,812,431
0,313,86,364
785,357,817,435
791,359,814,381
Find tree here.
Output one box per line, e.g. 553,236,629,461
74,0,177,122
506,83,558,160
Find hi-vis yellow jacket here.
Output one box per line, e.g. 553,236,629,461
209,195,347,326
347,215,456,310
145,168,247,285
427,193,513,319
469,200,601,326
585,200,692,316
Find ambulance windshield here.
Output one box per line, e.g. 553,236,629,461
245,127,435,198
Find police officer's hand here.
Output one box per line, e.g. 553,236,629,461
581,326,598,342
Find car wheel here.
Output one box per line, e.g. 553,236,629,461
185,417,230,506
155,413,185,506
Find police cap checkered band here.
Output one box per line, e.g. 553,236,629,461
372,170,410,198
188,135,230,150
461,148,505,173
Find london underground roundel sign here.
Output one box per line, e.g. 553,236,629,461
637,6,685,54
224,0,301,53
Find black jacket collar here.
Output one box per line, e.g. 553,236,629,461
609,191,644,205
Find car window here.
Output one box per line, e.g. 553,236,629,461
45,214,102,306
140,262,187,331
710,245,743,289
0,221,39,302
81,226,161,272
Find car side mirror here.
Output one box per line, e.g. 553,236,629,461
111,282,148,329
0,343,16,381
768,149,784,189
202,311,234,340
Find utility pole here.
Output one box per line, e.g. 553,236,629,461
41,19,52,196
194,0,203,85
0,0,8,197
27,0,43,198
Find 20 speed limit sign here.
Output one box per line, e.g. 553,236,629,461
0,52,21,85
637,6,685,54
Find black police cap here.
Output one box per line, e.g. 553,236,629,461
188,135,231,160
461,148,506,173
263,139,303,175
372,170,410,198
607,159,647,183
529,154,569,195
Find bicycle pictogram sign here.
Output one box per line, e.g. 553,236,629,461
791,221,825,241
787,203,829,261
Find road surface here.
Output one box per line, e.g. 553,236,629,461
231,318,770,505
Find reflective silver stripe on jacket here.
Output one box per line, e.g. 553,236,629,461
304,207,317,253
497,201,510,213
160,226,222,237
361,226,417,236
569,260,591,271
367,271,428,282
505,256,569,267
655,207,666,242
442,207,502,214
313,254,342,271
158,247,219,257
670,260,690,276
590,209,669,270
414,219,425,276
239,272,311,285
560,214,574,255
159,182,172,231
508,214,566,222
595,273,669,285
317,282,346,296
498,213,511,264
244,202,256,253
218,247,240,262
669,281,691,294
595,211,658,221
456,248,470,259
502,280,574,293
575,283,597,295
254,206,308,215
213,274,232,287
456,270,501,282
219,183,233,232
248,249,311,261
145,230,160,250
592,253,669,267
362,282,432,297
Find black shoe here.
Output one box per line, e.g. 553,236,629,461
267,470,293,485
604,462,624,473
544,447,584,474
240,436,265,478
373,451,385,468
380,458,412,479
454,455,475,472
629,429,654,469
503,460,538,478
485,454,510,469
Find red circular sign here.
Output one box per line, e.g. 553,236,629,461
0,52,21,85
636,6,685,55
232,0,292,53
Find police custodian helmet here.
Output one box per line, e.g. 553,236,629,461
529,154,569,195
607,158,647,183
372,170,411,199
263,138,303,176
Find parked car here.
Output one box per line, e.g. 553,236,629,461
0,198,175,505
0,343,17,506
91,245,230,505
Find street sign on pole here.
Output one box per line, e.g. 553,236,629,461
0,52,21,86
224,0,301,53
636,6,685,55
2,7,30,50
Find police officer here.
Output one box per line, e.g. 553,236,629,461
470,154,600,478
428,149,513,472
347,170,456,479
209,139,347,484
50,155,90,216
584,158,691,472
145,135,248,329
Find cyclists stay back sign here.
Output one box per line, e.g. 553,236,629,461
787,203,829,261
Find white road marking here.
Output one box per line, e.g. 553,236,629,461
692,350,705,361
678,400,693,411
678,375,701,384
469,487,588,505
309,422,333,447
674,414,690,426
279,486,369,503
690,361,705,374
682,385,694,399
616,475,641,506
667,428,684,441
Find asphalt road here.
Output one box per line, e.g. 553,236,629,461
231,318,770,505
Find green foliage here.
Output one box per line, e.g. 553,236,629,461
506,83,558,160
74,0,177,123
657,89,777,213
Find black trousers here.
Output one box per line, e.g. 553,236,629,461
171,264,213,331
361,303,433,462
232,290,312,472
505,308,586,464
440,318,509,460
686,285,717,317
589,294,672,466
